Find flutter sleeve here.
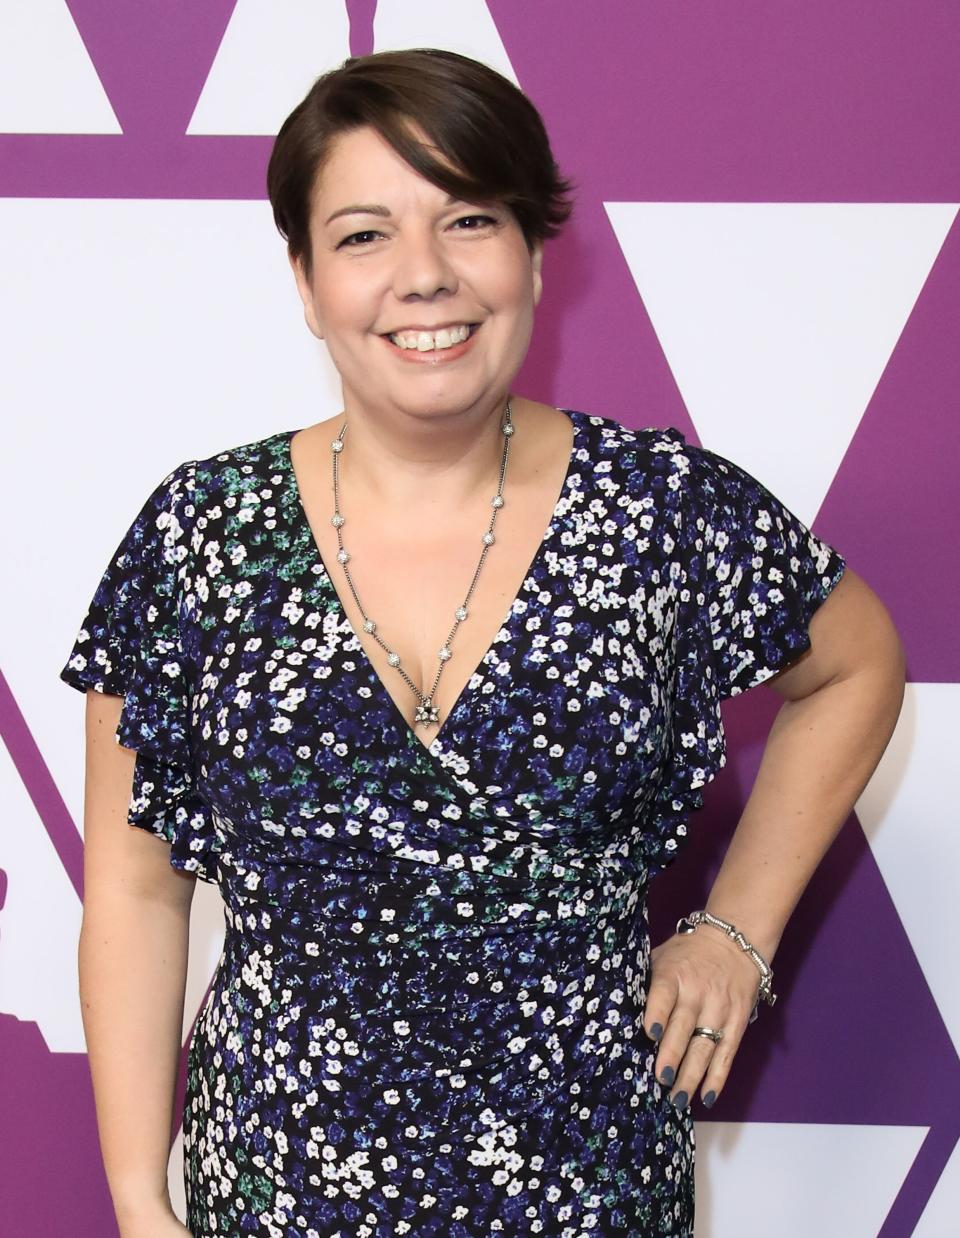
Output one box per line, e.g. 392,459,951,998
640,428,847,877
676,439,847,699
59,460,220,884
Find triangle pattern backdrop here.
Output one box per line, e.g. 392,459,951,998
1,3,958,1234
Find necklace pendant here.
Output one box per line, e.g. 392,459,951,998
415,698,441,727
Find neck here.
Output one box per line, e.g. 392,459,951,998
334,395,514,510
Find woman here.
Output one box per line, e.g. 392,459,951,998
60,48,905,1237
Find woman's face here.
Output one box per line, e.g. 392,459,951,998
289,123,543,425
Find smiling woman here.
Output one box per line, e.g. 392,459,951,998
279,121,551,446
59,45,903,1238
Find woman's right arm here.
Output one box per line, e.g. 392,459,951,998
79,688,194,1236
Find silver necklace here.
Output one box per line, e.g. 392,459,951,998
329,397,515,730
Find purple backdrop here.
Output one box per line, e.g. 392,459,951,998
2,2,957,1234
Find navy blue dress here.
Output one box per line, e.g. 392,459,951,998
60,409,845,1236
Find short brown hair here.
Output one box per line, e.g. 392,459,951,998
266,47,576,281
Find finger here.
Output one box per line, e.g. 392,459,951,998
669,1003,730,1111
643,965,679,1046
652,990,702,1094
698,1006,752,1108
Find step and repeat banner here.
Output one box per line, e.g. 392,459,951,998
2,2,957,1234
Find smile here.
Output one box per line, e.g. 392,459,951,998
381,322,481,362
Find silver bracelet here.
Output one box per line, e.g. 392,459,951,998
676,909,778,1024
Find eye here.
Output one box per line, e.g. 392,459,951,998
337,229,383,249
452,214,497,231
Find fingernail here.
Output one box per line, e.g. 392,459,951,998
703,1091,716,1108
660,1065,675,1085
649,1022,663,1041
672,1091,689,1109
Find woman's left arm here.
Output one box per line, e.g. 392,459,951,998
643,566,906,1109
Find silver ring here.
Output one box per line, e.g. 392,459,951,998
691,1025,724,1044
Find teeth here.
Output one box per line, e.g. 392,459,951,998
388,324,473,351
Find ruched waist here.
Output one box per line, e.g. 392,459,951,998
210,806,650,941
208,807,652,1026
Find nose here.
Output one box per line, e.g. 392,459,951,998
392,224,459,302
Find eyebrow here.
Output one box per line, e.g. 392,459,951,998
324,194,462,226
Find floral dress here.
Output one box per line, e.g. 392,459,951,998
59,409,846,1237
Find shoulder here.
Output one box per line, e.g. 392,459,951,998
563,415,775,538
574,414,761,504
119,428,294,569
190,426,294,506
136,427,294,527
568,409,686,453
567,409,692,483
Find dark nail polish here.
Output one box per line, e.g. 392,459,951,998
660,1065,675,1085
672,1091,689,1109
650,1022,663,1041
703,1090,717,1108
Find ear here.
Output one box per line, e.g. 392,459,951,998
531,240,544,307
287,248,325,340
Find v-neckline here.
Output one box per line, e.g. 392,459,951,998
281,407,584,762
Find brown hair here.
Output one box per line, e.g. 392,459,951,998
266,47,576,281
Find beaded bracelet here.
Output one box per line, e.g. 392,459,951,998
676,909,778,1024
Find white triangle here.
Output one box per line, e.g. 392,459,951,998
857,682,960,1056
605,202,958,524
914,1134,960,1237
374,0,519,85
0,0,120,133
187,0,351,135
1,193,318,1091
696,1121,926,1236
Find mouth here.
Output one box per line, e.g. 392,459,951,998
381,322,482,357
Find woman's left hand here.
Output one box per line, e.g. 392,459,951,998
643,925,765,1110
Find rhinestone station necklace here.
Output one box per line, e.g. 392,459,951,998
330,397,515,731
